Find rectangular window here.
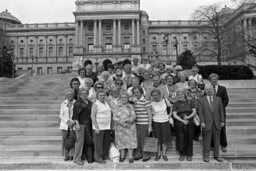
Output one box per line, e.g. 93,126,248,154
57,67,62,74
19,48,24,58
58,47,64,57
124,43,130,49
183,44,188,51
88,44,94,52
29,47,34,57
105,37,112,43
68,47,73,57
37,67,42,75
152,45,157,51
163,45,167,50
143,31,146,36
67,67,72,73
143,39,146,44
143,47,146,53
106,25,112,31
88,37,93,42
39,47,44,58
124,24,129,30
88,25,93,31
105,44,112,52
47,67,52,74
49,47,54,57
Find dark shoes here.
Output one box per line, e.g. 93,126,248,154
155,155,161,161
142,157,151,162
179,155,185,161
134,156,142,161
187,156,192,161
163,155,168,161
214,157,223,162
221,146,227,152
119,157,125,163
129,159,134,163
64,156,69,161
69,156,74,161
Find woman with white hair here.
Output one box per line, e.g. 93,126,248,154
173,88,196,162
99,71,112,93
77,68,86,89
84,78,96,103
173,65,183,83
59,89,76,161
175,72,189,90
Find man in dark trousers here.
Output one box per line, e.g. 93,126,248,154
209,73,229,152
198,85,225,162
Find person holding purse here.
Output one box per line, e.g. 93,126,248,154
59,89,76,161
72,88,93,165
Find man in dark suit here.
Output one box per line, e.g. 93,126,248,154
209,73,229,152
198,85,225,162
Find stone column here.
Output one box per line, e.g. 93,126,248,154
132,19,135,45
98,20,102,46
75,21,79,47
55,36,58,57
80,20,84,46
113,19,116,45
136,19,140,45
243,18,247,31
35,36,38,58
118,19,121,45
45,36,48,58
94,20,97,46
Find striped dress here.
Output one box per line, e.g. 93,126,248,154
134,97,152,125
93,100,112,130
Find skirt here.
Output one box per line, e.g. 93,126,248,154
152,121,171,144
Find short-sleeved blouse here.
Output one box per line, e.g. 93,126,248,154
172,99,195,120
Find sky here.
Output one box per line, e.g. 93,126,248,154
0,0,234,24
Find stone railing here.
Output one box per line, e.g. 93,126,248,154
6,22,75,29
149,20,209,27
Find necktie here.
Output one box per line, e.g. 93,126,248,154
213,85,217,95
209,96,214,110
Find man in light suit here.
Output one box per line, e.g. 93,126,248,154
198,85,225,162
209,73,229,152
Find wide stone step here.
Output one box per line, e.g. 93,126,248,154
0,109,59,114
226,108,256,113
0,104,60,109
0,96,63,100
0,114,58,121
0,121,59,128
0,128,61,136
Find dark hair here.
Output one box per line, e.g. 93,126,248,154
150,88,161,96
107,64,114,70
123,59,132,65
188,79,198,87
115,79,124,85
132,86,144,95
70,78,80,88
94,82,104,90
166,74,174,81
159,63,165,69
118,61,123,66
77,68,86,76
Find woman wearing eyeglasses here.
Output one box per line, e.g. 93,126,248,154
114,79,127,93
141,70,153,96
91,90,112,164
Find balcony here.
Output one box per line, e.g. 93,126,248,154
6,22,75,30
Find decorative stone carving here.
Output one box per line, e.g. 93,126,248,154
72,56,84,72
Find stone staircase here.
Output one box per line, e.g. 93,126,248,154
0,76,256,169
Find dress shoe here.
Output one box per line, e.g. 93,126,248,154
129,159,134,163
179,155,185,161
74,160,84,165
142,157,151,162
194,137,199,141
203,157,209,162
155,155,161,161
187,156,192,161
221,146,227,152
69,156,74,161
64,156,69,161
119,157,125,163
134,156,142,161
163,155,168,161
214,157,223,162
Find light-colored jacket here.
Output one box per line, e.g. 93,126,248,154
59,99,76,130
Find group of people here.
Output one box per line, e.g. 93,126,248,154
59,57,229,165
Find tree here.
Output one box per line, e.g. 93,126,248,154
192,3,224,65
177,50,196,70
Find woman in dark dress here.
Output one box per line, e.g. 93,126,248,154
173,89,196,162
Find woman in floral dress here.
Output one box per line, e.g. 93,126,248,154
113,93,137,163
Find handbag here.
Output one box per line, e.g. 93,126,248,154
64,128,76,149
193,114,200,126
143,133,158,153
109,143,120,163
169,117,174,127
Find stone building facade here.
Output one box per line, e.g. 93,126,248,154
1,0,256,74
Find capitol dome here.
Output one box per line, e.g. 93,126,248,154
0,9,21,24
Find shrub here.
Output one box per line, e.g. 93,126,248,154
198,65,254,80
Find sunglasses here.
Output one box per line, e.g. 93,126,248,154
97,87,104,89
116,83,123,85
116,75,122,77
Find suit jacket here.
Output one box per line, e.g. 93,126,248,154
216,85,229,109
198,96,224,131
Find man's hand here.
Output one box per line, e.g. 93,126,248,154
76,124,81,131
183,119,189,125
221,122,225,127
95,128,100,135
201,123,206,128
